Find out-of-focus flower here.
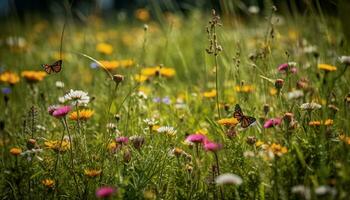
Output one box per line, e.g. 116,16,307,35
203,140,222,152
84,169,102,178
287,90,304,100
300,102,322,111
96,43,113,55
315,185,336,197
339,134,350,145
185,134,207,144
0,71,20,85
98,60,119,71
268,143,288,156
51,106,71,118
235,85,254,93
202,89,217,98
141,66,176,78
248,6,260,14
69,109,94,121
115,136,129,145
339,56,350,65
130,136,145,150
215,173,243,185
21,71,47,83
42,179,55,188
135,8,150,22
55,81,65,88
263,118,282,128
1,87,11,95
63,89,90,106
96,186,117,198
274,79,284,90
278,62,297,73
10,147,22,156
291,185,311,200
318,64,337,72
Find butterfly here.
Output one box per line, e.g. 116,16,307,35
42,60,62,74
233,104,256,128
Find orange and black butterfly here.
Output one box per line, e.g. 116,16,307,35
233,104,256,128
42,60,62,74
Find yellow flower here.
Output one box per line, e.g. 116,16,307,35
324,119,333,126
235,85,254,93
269,143,288,156
339,134,350,145
107,141,118,153
69,109,94,121
96,43,113,55
10,147,22,156
309,121,321,126
217,118,239,127
318,64,337,72
141,66,176,78
134,74,149,83
21,71,46,82
269,88,277,96
99,60,119,71
42,179,55,188
0,71,20,85
255,140,264,147
84,169,102,177
135,8,150,22
152,125,160,132
119,59,135,68
202,89,216,98
44,139,70,152
160,68,176,77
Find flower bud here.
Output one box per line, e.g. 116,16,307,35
113,74,124,84
274,79,284,90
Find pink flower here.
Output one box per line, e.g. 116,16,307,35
263,118,282,128
51,106,71,118
185,134,207,144
48,105,59,115
203,139,222,152
95,186,117,198
115,136,128,144
278,62,297,74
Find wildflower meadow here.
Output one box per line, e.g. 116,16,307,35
1,0,350,199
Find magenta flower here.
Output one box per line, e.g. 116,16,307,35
185,134,207,144
115,136,129,144
96,186,117,198
48,105,59,115
51,105,71,118
203,140,222,152
278,62,297,74
263,118,282,128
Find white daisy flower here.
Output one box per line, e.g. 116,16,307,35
291,185,311,200
286,90,304,100
143,118,158,126
300,102,322,111
315,185,336,196
157,126,176,136
63,89,90,106
215,173,243,185
339,56,350,65
55,81,65,88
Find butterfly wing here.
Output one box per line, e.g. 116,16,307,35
51,60,62,73
233,104,244,122
42,64,52,74
241,116,256,128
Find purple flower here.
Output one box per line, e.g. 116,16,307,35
263,118,282,128
90,62,99,69
1,87,11,95
153,97,161,103
96,186,117,198
162,97,171,105
51,106,71,118
185,134,207,144
203,140,222,152
115,136,129,144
